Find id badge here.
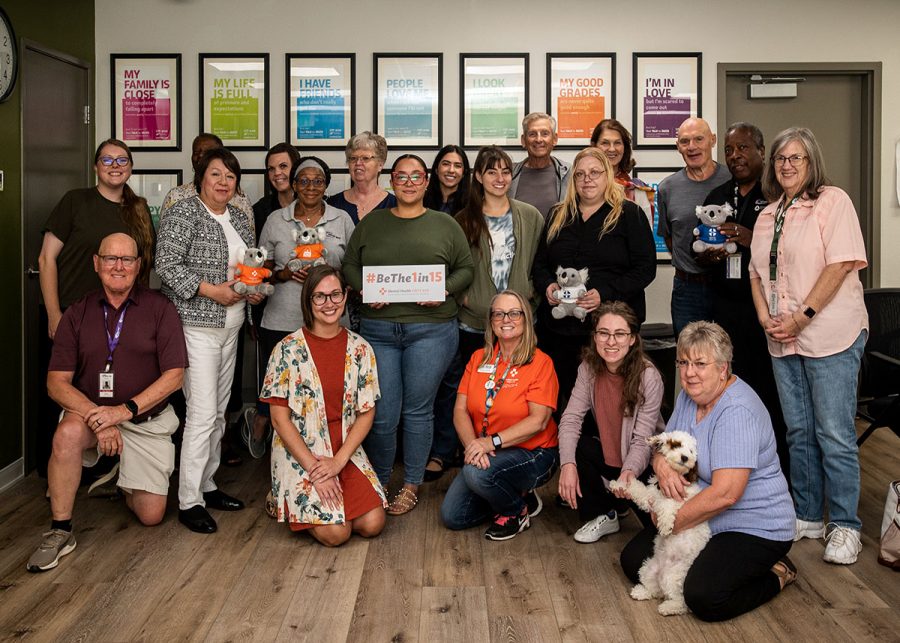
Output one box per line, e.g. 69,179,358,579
477,364,496,374
726,253,742,280
98,371,115,398
768,282,779,317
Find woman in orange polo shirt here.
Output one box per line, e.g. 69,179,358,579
440,290,559,541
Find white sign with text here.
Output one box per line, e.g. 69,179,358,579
362,264,445,303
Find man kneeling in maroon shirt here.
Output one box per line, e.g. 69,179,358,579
27,233,189,572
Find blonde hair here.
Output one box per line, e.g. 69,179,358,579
480,290,537,367
677,321,734,377
547,147,625,242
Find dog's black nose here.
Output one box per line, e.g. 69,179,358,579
681,455,689,463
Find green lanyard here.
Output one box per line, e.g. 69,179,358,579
768,196,799,281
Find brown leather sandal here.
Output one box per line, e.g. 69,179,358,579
386,487,418,516
772,556,798,590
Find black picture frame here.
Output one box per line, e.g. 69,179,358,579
546,52,616,150
110,53,182,151
459,53,529,149
373,53,443,150
199,53,269,151
127,169,183,229
285,53,355,151
632,52,702,150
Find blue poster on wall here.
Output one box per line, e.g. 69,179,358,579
297,95,345,140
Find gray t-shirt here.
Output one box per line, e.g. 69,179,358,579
514,165,559,219
258,202,355,331
486,211,516,292
657,164,731,273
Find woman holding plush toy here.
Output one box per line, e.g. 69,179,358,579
156,147,266,534
240,157,355,458
619,321,795,622
532,147,656,406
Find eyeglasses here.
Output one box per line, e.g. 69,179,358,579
774,154,807,167
675,359,715,371
593,330,631,342
311,290,346,306
490,309,524,322
573,168,606,183
349,154,377,165
391,172,427,186
297,177,326,188
98,156,130,167
98,255,138,267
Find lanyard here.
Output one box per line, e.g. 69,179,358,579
102,302,129,371
482,351,513,437
768,196,798,282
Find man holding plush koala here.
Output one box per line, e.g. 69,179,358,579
657,118,731,335
27,233,188,573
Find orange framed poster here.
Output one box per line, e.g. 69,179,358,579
547,53,615,149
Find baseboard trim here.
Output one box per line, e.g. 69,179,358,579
0,458,24,493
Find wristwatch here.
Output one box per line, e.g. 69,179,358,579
802,306,817,319
491,433,503,449
123,399,139,417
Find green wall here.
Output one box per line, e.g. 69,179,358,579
0,0,95,470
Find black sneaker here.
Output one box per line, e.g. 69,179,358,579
524,490,543,518
484,507,530,541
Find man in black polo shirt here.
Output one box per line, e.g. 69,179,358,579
702,122,790,481
27,233,188,572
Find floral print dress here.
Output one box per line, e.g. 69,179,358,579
260,328,385,525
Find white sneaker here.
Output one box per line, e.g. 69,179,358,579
574,513,619,543
823,525,862,565
794,518,825,542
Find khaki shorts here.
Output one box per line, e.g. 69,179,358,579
82,405,179,496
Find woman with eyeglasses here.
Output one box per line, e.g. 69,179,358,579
749,127,868,565
240,157,355,458
327,131,397,224
440,290,559,541
156,147,265,534
40,138,155,340
533,147,656,408
620,321,795,621
342,154,474,515
557,301,665,543
259,265,386,545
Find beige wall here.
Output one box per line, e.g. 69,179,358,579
94,0,900,323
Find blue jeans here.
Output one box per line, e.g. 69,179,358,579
671,275,715,337
771,331,866,530
360,318,458,487
440,447,558,529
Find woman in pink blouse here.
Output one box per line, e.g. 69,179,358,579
749,127,868,565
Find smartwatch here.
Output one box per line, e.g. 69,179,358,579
124,399,139,417
491,433,503,449
802,306,817,319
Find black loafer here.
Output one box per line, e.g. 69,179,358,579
179,505,217,533
203,489,245,511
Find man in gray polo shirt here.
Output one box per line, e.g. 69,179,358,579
657,117,731,336
508,112,570,218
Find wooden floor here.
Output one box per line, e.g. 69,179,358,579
1,428,898,642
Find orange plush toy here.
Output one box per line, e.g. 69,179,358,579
286,227,328,272
233,247,275,296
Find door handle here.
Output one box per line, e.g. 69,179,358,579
25,267,40,276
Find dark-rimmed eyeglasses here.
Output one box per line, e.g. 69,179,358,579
98,255,138,267
99,156,130,167
773,154,807,167
593,330,631,342
391,172,427,186
297,177,326,188
311,290,347,306
490,309,524,322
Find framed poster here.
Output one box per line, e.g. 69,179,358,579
111,54,181,151
240,169,268,206
286,53,355,150
374,53,442,149
632,53,701,149
547,53,615,149
200,53,269,150
326,168,351,198
127,169,183,229
633,166,681,262
460,53,528,149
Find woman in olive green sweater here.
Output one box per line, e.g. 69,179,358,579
342,154,474,514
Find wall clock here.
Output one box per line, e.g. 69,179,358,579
0,7,18,103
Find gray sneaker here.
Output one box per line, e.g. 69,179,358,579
88,462,120,498
241,407,268,459
26,529,76,572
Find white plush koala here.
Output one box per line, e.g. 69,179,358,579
551,266,589,321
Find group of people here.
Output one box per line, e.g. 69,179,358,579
26,110,869,623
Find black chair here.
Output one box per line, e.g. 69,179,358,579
856,288,900,446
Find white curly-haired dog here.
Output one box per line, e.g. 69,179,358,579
610,430,711,616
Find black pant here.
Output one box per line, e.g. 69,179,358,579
536,324,589,414
575,432,655,529
255,327,293,417
620,528,791,622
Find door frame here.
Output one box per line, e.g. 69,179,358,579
19,39,92,480
717,62,882,287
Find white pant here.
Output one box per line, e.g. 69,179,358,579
178,324,241,509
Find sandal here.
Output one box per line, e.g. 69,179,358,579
423,457,445,482
772,556,798,590
386,487,418,516
265,490,277,519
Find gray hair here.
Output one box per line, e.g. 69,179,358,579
345,131,388,164
677,321,733,376
761,126,830,202
725,122,765,150
522,112,557,135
